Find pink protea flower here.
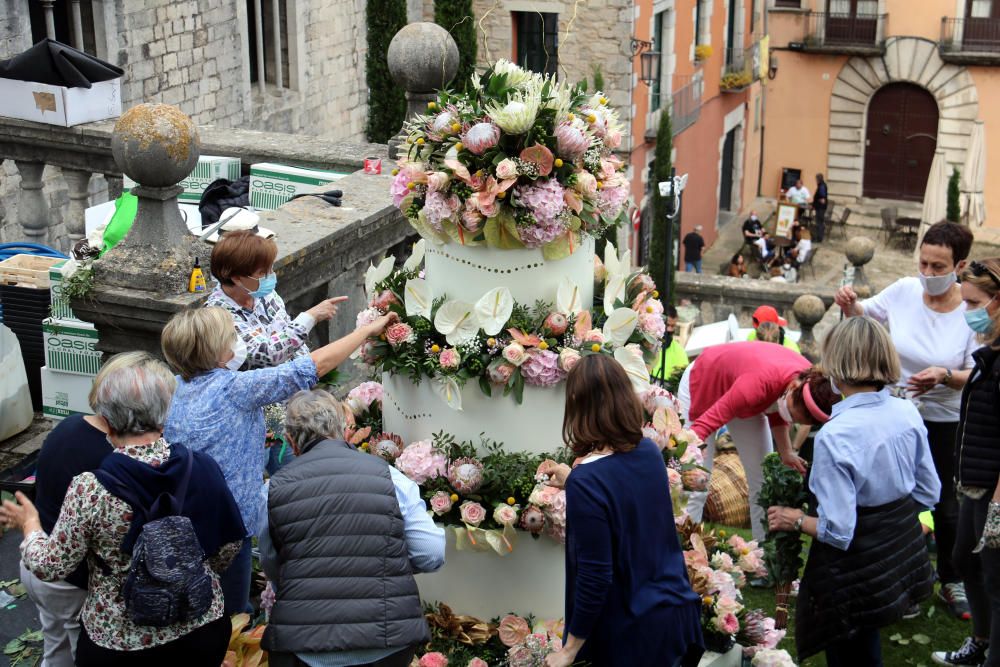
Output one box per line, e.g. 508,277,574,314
543,312,568,336
498,614,532,647
521,349,566,387
394,440,447,484
554,121,591,159
520,505,546,533
385,322,415,348
462,121,500,155
371,433,404,462
448,457,485,494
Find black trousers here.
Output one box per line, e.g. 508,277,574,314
813,206,827,242
954,494,1000,666
75,615,230,667
926,420,961,584
825,626,882,667
268,644,418,667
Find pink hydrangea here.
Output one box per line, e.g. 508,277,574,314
419,652,449,667
347,381,383,411
514,178,568,248
598,184,629,219
356,307,382,329
391,166,419,208
423,190,461,230
394,440,447,484
521,349,566,387
639,312,666,338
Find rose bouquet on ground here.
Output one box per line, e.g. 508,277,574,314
416,605,563,667
394,59,628,258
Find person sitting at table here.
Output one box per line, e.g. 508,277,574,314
743,212,764,245
786,179,811,206
754,232,775,262
785,227,812,266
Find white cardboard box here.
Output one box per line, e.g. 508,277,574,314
41,365,94,420
42,317,102,376
0,78,121,127
249,162,347,210
84,201,204,238
124,155,241,204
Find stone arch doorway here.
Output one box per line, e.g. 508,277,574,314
863,82,939,201
826,36,979,201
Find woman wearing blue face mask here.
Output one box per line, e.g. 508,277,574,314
160,306,397,616
932,258,1000,667
835,221,979,620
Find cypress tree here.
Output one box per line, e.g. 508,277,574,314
434,0,477,90
947,167,961,223
649,109,674,300
366,0,407,143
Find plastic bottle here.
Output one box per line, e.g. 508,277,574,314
188,257,206,293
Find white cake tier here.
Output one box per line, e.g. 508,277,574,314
416,527,565,621
382,373,566,455
424,236,595,310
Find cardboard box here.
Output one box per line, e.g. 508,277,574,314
0,78,121,127
125,155,241,204
48,261,78,321
41,365,94,420
42,317,102,376
85,201,203,238
249,162,347,210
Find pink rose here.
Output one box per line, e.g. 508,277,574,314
426,171,451,193
498,614,531,647
467,660,489,667
372,290,400,312
429,490,453,515
583,329,604,344
715,595,743,617
356,307,382,328
520,505,546,533
495,158,519,180
439,347,461,370
712,612,740,636
419,652,449,667
462,122,500,155
459,500,486,526
667,467,682,488
605,128,622,148
478,198,498,218
631,273,656,293
385,322,415,348
574,171,598,195
543,312,568,336
502,342,529,366
558,348,581,372
488,359,516,385
493,504,519,526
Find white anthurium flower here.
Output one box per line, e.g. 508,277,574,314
556,277,582,315
404,278,433,319
603,274,626,314
434,300,480,346
614,346,650,393
364,256,394,300
402,239,426,273
433,375,463,411
603,307,638,347
474,287,514,336
603,242,620,281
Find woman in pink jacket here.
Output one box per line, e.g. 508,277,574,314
678,341,841,541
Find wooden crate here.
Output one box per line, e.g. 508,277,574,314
0,255,63,289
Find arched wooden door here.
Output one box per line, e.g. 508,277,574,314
862,83,939,201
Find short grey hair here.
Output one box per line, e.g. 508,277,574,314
822,317,900,389
89,351,177,435
285,389,346,447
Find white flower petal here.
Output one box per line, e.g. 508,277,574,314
614,347,650,393
402,239,426,273
603,242,620,281
434,300,479,345
404,278,433,319
603,308,638,347
474,287,514,336
433,375,463,411
556,277,582,315
364,256,395,299
603,274,626,314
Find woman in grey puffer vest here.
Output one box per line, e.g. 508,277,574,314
260,390,445,667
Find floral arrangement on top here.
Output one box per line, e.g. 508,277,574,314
391,59,629,259
357,240,666,409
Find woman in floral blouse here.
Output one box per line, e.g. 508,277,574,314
0,352,246,666
161,305,396,615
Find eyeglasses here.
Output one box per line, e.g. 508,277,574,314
969,261,1000,289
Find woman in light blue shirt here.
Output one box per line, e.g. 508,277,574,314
768,317,940,666
161,306,396,616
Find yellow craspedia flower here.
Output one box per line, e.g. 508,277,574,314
454,142,463,152
487,337,496,347
451,122,461,133
507,497,516,505
428,101,437,110
431,344,441,353
599,96,609,105
646,305,654,313
406,182,416,190
416,137,425,145
702,595,714,607
379,334,386,341
538,341,549,350
391,168,399,176
360,442,370,451
567,112,575,121
719,529,727,537
652,290,659,298
591,343,601,353
450,493,459,502
587,114,597,123
554,158,564,168
497,191,506,199
596,181,604,190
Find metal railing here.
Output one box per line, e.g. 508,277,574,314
37,0,89,51
670,75,704,136
941,17,1000,58
722,45,756,91
803,11,887,51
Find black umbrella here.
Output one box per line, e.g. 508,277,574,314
0,38,123,89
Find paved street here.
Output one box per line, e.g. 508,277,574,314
0,527,40,666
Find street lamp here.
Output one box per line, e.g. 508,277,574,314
630,38,661,87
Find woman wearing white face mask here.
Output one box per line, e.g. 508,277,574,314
835,221,979,620
160,306,397,617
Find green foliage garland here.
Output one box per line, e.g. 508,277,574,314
434,0,477,91
365,0,407,143
756,452,808,585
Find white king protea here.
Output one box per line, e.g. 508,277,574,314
462,121,500,155
486,89,542,135
492,58,541,89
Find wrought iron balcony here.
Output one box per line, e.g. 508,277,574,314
800,11,887,55
940,17,1000,65
671,75,704,134
722,46,756,93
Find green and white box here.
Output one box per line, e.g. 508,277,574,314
48,260,80,321
41,366,94,420
125,155,241,203
249,162,347,211
42,317,102,376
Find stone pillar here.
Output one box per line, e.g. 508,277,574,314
845,236,876,299
793,294,826,362
63,168,93,249
386,22,459,160
13,160,49,244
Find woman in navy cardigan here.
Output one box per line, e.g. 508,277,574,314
540,354,705,667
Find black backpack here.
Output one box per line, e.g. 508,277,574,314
100,448,214,627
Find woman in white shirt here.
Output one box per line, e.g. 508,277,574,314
835,220,978,620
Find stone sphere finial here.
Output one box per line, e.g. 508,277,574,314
387,22,460,93
845,236,876,267
793,294,826,327
112,104,200,188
